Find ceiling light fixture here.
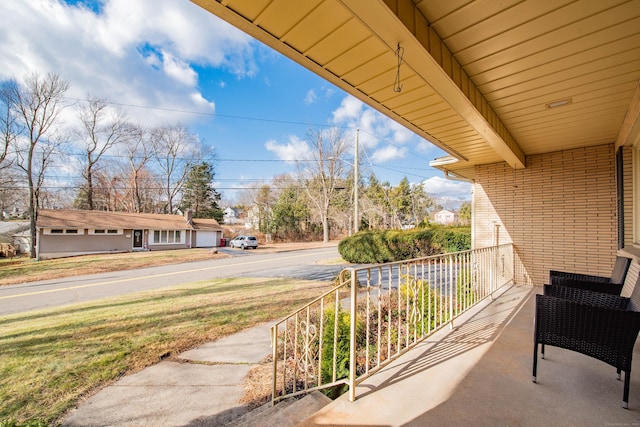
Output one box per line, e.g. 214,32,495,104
545,98,572,109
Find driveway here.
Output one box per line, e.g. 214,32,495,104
0,221,28,235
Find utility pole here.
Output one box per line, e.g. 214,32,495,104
354,129,359,233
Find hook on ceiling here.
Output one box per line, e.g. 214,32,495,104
394,43,404,93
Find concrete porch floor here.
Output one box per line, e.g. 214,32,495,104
301,284,640,426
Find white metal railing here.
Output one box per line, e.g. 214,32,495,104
270,244,515,403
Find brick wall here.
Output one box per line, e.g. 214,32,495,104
474,144,617,286
622,145,634,247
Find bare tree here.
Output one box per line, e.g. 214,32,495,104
0,81,20,217
120,127,157,213
75,95,135,210
97,170,120,212
254,184,274,233
8,72,69,257
150,123,201,214
297,127,349,243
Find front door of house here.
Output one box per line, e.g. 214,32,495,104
132,229,143,249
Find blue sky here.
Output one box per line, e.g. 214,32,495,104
0,0,471,206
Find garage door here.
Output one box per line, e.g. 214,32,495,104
195,231,217,247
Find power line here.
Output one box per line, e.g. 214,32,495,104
62,96,437,164
371,164,430,181
0,185,307,191
356,127,434,163
64,96,339,130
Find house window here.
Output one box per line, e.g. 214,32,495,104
44,228,84,235
89,229,122,235
151,230,184,244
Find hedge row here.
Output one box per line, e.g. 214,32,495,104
338,226,471,263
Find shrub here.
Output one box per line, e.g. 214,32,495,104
338,232,394,263
338,226,470,263
399,275,447,336
431,226,471,253
0,420,48,427
320,306,351,397
455,263,476,312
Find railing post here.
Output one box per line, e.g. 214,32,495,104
349,269,357,401
449,255,454,329
271,324,277,406
510,243,516,285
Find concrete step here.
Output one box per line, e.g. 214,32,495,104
225,391,332,427
224,399,295,427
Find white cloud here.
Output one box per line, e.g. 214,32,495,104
323,86,335,99
416,139,434,153
265,136,311,162
387,120,413,144
332,96,363,123
161,51,197,86
0,0,256,124
190,92,215,110
422,176,472,200
371,145,407,163
331,95,437,164
304,89,316,105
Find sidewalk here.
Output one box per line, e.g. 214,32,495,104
62,324,273,427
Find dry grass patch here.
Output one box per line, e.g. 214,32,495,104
0,249,227,286
0,277,331,425
240,355,275,410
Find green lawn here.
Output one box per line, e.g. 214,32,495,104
0,277,331,425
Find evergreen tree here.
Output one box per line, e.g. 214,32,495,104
180,162,222,221
363,174,392,229
391,176,412,227
272,184,310,237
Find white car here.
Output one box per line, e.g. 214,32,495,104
229,235,258,250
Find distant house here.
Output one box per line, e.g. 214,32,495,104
245,206,260,230
244,205,272,230
36,209,223,260
2,207,25,220
433,209,459,225
223,207,240,225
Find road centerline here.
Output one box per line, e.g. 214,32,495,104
0,250,337,301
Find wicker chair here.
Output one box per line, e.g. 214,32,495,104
548,256,632,295
533,278,640,408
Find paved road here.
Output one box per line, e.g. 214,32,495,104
0,221,28,236
0,246,342,316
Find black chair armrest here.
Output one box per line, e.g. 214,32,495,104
549,270,610,284
549,276,624,295
543,284,629,310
